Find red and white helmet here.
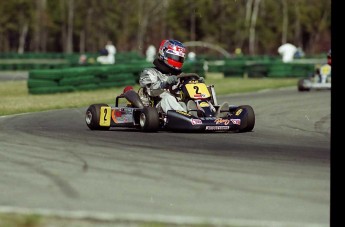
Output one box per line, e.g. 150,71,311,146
158,39,186,70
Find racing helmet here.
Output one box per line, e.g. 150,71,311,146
327,49,331,66
158,39,186,70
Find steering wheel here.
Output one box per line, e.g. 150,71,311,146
170,73,200,95
177,72,200,79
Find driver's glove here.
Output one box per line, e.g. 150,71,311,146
198,77,205,83
166,75,178,85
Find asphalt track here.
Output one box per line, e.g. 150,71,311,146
0,87,330,227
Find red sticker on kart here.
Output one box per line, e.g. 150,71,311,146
230,119,241,125
191,119,202,125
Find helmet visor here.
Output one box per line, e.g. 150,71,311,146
166,53,184,63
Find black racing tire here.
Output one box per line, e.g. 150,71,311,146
238,105,255,133
85,104,110,130
139,107,159,132
298,78,310,92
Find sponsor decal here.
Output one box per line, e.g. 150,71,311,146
115,110,122,117
191,119,202,125
176,110,191,116
235,109,242,116
194,94,208,99
230,119,241,125
199,101,209,107
200,117,216,120
188,80,199,84
112,109,133,123
206,126,230,130
214,118,230,125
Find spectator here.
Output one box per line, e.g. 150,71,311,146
145,45,156,62
234,47,243,57
187,51,196,62
277,43,297,63
294,47,305,59
78,54,87,64
97,40,116,64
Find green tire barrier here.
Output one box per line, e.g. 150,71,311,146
246,63,270,78
222,61,246,77
28,63,145,94
29,69,63,80
59,75,100,86
182,61,205,77
267,63,314,78
221,59,316,78
28,79,58,88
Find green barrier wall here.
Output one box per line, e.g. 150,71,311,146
221,59,316,78
28,64,143,94
27,58,316,95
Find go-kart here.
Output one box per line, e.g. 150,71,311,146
85,73,255,133
298,64,331,91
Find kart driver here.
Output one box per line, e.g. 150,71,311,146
139,39,229,117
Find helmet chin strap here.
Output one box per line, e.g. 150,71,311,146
153,58,182,75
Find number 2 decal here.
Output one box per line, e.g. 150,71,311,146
185,84,211,98
193,86,200,94
100,106,111,126
103,108,108,121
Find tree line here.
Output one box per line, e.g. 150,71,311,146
0,0,331,57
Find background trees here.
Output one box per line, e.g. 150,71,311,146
0,0,331,56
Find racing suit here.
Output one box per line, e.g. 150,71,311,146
139,68,186,113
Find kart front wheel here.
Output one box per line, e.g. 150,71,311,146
85,104,110,130
238,105,255,133
297,78,310,92
139,107,159,132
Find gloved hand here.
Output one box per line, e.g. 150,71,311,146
198,77,205,83
166,75,178,85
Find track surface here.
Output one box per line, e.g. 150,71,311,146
0,87,330,227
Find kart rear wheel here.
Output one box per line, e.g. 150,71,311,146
238,105,255,132
298,78,310,92
85,104,110,130
139,107,159,132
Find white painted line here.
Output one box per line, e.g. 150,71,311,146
0,206,328,227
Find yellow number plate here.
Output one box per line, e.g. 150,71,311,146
100,106,111,126
320,64,331,76
185,83,210,99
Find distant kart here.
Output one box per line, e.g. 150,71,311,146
85,73,255,133
298,64,331,91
